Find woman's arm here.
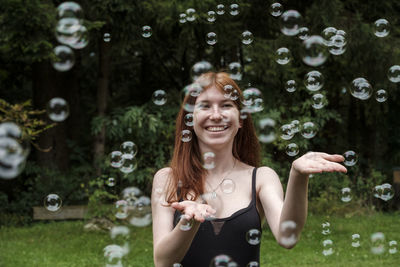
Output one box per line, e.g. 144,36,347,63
151,168,215,267
257,152,347,249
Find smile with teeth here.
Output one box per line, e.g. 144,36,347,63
206,125,229,132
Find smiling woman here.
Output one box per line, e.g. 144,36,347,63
151,72,348,267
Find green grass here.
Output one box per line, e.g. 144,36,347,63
0,213,399,266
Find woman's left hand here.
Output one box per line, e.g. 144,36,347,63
291,152,347,175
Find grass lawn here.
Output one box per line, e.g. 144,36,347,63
0,213,399,266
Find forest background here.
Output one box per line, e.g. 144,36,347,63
1,0,400,226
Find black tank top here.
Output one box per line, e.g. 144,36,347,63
173,168,261,267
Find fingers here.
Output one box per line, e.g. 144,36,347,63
172,201,217,223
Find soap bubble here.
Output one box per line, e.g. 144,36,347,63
129,195,152,227
242,31,253,45
371,232,385,254
202,152,216,170
186,8,196,22
246,229,261,245
57,1,83,19
322,239,334,256
120,154,137,174
321,222,331,235
229,4,239,16
115,200,129,219
182,83,203,112
223,84,234,99
207,11,216,22
179,214,194,231
279,220,298,247
257,118,276,143
47,97,70,122
276,47,291,65
280,10,302,36
216,4,225,15
270,2,283,17
184,113,194,127
280,124,294,141
142,25,152,38
247,262,259,267
374,19,390,38
68,25,89,49
106,177,115,187
321,27,337,46
0,137,26,179
228,62,242,80
328,34,347,56
52,45,75,72
285,80,297,93
300,122,317,139
304,70,324,91
181,130,192,142
210,255,235,267
387,65,400,83
352,234,361,248
191,61,213,81
298,27,310,40
103,244,128,266
110,151,124,168
179,13,187,24
389,240,398,254
55,18,83,46
110,226,130,242
221,179,235,194
152,89,167,105
206,32,217,45
286,143,299,157
120,141,138,157
375,89,388,102
312,93,325,109
373,183,394,201
290,120,300,134
242,88,263,113
350,77,373,100
103,33,111,42
341,187,352,202
44,194,62,212
343,150,357,166
301,35,329,67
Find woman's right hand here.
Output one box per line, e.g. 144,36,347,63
171,201,216,223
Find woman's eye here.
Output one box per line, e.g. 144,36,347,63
222,103,233,108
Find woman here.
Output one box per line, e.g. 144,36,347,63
151,72,347,267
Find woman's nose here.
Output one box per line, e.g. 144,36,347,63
209,106,223,120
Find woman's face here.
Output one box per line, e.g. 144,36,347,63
193,86,241,150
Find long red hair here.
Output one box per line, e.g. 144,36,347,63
166,72,260,202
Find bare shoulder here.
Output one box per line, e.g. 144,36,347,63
256,166,281,189
153,167,172,186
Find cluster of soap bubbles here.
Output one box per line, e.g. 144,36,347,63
370,232,398,255
53,1,87,71
321,222,334,256
110,141,138,175
373,183,394,201
0,122,30,180
321,27,347,56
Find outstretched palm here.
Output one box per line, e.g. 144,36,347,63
292,152,347,175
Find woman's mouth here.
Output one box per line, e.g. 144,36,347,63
205,125,229,132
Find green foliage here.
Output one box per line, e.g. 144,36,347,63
86,176,117,220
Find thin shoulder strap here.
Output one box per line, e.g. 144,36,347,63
252,167,258,202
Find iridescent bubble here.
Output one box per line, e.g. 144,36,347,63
202,152,216,170
181,130,192,142
389,240,398,254
242,88,263,113
286,143,299,157
206,32,217,45
55,18,83,46
0,122,22,139
57,1,83,19
329,34,347,56
276,47,291,65
210,255,234,267
142,25,152,38
47,97,70,122
336,29,347,37
270,2,283,17
321,222,331,235
298,27,309,40
44,194,62,212
342,150,357,166
120,154,137,174
178,214,194,231
304,70,324,91
0,137,26,180
182,83,203,112
152,89,167,105
129,195,152,227
322,239,334,256
230,89,239,101
229,4,239,16
247,262,259,267
352,234,361,248
350,77,372,100
242,30,253,45
379,183,394,201
312,93,325,109
103,33,111,42
115,200,129,219
301,35,329,67
221,179,235,194
207,11,216,22
110,151,124,168
321,27,337,46
68,25,89,50
387,65,400,83
184,113,194,127
216,4,225,15
223,84,234,99
103,244,128,266
374,19,390,38
280,124,294,141
186,8,196,22
173,263,183,267
246,229,261,245
341,187,352,202
120,141,138,157
280,10,302,36
52,45,75,72
279,220,298,247
228,62,242,80
110,226,130,241
371,232,385,254
375,89,388,103
179,13,187,24
122,186,142,204
191,61,213,81
285,80,297,93
106,177,115,187
301,122,317,139
257,118,276,143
